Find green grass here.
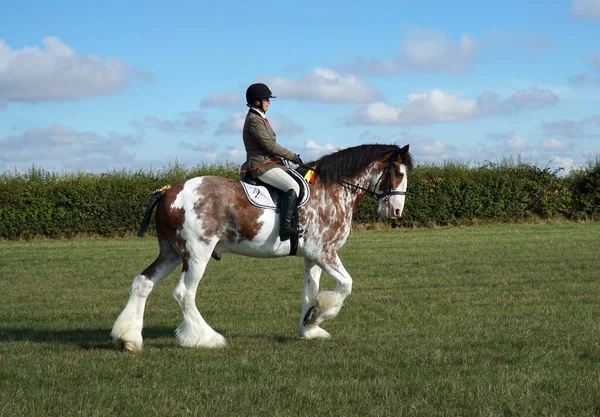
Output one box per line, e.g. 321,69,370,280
1,223,599,416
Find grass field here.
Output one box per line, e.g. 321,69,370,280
0,223,599,416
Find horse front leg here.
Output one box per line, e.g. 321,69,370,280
299,259,330,339
301,252,352,339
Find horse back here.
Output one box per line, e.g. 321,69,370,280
153,176,266,247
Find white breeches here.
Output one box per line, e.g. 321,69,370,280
258,167,300,195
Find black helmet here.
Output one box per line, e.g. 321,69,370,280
246,83,276,104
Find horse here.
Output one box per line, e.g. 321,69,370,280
111,143,413,350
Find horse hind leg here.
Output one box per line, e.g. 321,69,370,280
172,240,226,348
111,240,181,351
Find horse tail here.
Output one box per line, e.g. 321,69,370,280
136,185,171,237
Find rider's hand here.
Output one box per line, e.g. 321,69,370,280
293,154,303,165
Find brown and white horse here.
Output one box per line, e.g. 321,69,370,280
111,144,412,350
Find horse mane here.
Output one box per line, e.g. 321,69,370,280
303,144,413,185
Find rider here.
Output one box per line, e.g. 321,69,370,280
242,83,304,241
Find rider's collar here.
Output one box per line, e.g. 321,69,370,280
249,107,266,119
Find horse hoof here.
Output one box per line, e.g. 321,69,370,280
301,326,331,340
115,340,140,352
124,341,139,351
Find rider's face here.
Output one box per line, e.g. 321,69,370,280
257,98,270,112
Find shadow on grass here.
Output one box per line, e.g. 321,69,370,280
228,332,298,344
0,327,299,349
0,326,174,350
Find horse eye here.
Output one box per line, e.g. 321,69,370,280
395,172,404,179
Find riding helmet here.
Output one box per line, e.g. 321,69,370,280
246,83,276,104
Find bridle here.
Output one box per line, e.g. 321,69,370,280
338,152,406,201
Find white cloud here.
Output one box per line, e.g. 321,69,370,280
549,156,577,172
571,0,600,20
418,138,460,156
335,28,554,79
0,125,142,171
271,114,305,136
387,130,593,171
346,87,558,126
179,141,218,152
568,54,600,86
392,134,476,164
134,116,180,133
334,57,408,76
215,113,245,136
568,73,589,86
502,87,559,111
224,148,246,162
201,90,242,107
264,68,382,103
487,131,529,153
402,27,476,73
203,147,246,163
215,112,303,137
542,114,600,137
131,111,207,133
542,119,585,138
538,138,570,151
483,30,555,53
357,130,387,143
580,148,600,159
302,140,339,160
0,37,151,102
180,111,208,131
505,135,527,151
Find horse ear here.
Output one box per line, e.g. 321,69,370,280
400,144,409,154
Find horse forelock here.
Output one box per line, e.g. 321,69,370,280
309,143,411,184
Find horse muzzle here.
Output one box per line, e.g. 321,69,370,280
379,203,404,219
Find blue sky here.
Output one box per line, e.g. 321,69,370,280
1,0,599,173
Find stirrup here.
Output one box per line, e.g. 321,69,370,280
280,225,304,241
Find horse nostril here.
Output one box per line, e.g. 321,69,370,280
395,209,401,217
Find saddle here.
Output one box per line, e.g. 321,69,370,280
239,168,310,210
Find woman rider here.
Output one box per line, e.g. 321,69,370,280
242,83,303,241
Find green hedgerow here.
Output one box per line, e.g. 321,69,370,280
1,159,598,239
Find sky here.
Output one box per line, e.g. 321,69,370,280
1,0,599,174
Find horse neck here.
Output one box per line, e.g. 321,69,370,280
312,161,381,213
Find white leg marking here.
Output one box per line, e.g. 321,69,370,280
172,246,227,348
112,247,180,351
111,274,154,351
299,260,322,338
300,253,353,337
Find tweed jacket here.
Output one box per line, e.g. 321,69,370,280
242,109,296,177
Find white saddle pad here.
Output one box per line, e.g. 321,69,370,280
240,169,310,210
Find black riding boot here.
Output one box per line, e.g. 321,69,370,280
279,189,302,241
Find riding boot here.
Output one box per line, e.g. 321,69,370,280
279,189,303,241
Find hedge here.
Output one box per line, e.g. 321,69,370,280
1,159,599,239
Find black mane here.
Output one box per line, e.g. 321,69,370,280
302,144,413,184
